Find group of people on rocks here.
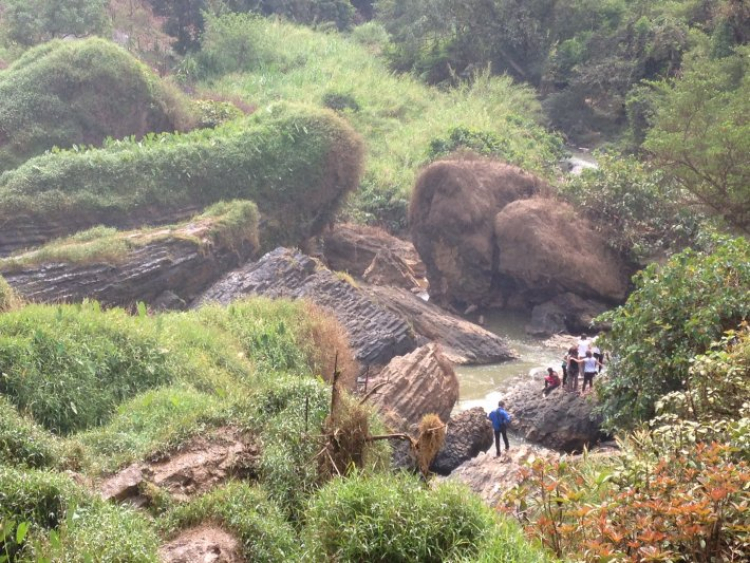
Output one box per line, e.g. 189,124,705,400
544,333,604,397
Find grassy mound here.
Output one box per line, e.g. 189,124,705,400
0,104,363,251
0,38,195,173
196,15,564,230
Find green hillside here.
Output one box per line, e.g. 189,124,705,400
0,38,196,173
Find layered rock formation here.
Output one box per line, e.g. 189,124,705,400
364,285,516,365
364,343,459,427
196,248,417,367
1,204,259,309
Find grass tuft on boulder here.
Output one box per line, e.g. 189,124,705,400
0,38,196,173
0,104,364,254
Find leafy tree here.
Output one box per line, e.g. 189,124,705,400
1,0,108,46
147,0,207,53
597,236,750,430
644,46,750,233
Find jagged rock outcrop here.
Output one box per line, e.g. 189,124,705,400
431,407,493,476
444,444,559,507
362,248,421,290
494,199,631,305
322,223,426,279
196,248,417,367
409,158,545,305
502,378,606,452
1,204,258,309
364,285,517,365
365,343,458,428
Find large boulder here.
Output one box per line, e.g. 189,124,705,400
430,407,493,476
409,158,545,305
494,199,630,306
501,377,606,452
364,285,517,365
322,223,426,280
527,293,611,336
365,343,458,427
196,248,417,369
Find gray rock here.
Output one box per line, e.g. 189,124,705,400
502,378,606,452
196,248,417,368
431,407,493,476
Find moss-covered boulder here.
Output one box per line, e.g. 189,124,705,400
0,38,195,173
0,104,364,255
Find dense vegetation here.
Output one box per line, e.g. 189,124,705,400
0,38,195,173
0,103,363,249
188,13,562,230
0,299,551,561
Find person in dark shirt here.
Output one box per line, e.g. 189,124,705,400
487,401,511,457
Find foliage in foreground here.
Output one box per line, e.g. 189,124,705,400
0,37,194,173
597,236,750,430
303,471,552,562
503,438,750,562
160,481,299,561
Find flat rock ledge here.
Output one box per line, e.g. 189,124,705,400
196,247,417,368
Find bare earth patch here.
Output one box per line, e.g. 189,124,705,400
99,427,259,505
159,525,243,563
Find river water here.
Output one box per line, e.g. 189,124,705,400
454,309,563,413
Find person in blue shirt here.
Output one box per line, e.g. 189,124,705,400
488,400,511,457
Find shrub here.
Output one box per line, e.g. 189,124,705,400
303,472,545,562
559,153,704,262
0,38,195,173
0,397,59,469
503,439,750,562
0,104,364,250
597,236,750,430
160,481,300,562
0,303,175,434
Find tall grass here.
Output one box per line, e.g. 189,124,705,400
197,15,564,229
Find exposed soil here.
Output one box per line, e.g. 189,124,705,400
159,526,243,563
99,427,259,505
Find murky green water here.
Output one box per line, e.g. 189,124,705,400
455,310,561,413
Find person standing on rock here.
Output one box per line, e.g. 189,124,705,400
591,338,604,373
577,334,591,358
566,346,580,392
569,351,603,394
488,401,511,457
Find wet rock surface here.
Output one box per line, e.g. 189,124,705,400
502,378,606,452
364,343,459,428
364,285,517,365
431,407,493,476
99,428,259,505
159,526,242,563
196,247,417,368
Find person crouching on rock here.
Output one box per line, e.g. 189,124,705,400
543,367,561,397
488,401,511,457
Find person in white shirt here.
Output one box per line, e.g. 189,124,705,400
577,334,591,358
569,351,603,394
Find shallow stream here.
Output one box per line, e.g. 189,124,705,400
454,310,562,413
